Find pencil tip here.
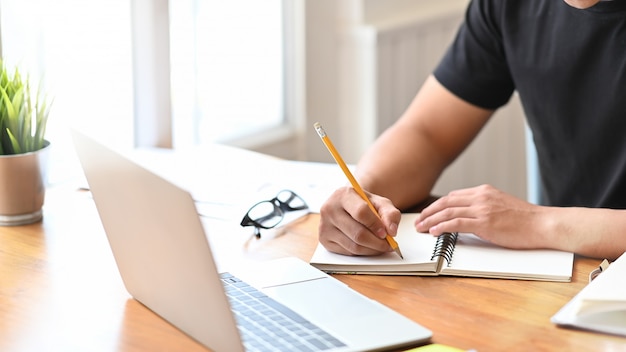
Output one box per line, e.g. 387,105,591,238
395,247,404,259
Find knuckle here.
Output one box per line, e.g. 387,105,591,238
342,241,362,255
319,201,332,216
449,217,464,228
352,202,374,221
440,207,455,219
476,192,492,204
478,184,494,192
318,235,331,247
351,226,372,243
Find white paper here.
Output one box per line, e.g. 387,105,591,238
552,252,626,336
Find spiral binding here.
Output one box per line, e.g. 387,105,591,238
430,232,458,265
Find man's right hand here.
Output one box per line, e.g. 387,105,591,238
318,186,402,256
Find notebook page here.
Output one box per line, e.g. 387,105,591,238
310,214,440,274
441,234,574,281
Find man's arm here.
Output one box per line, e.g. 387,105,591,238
318,75,493,256
355,75,494,209
320,75,626,260
416,184,626,260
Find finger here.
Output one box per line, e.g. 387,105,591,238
320,228,392,256
418,192,475,224
321,241,389,256
343,189,390,240
426,216,477,237
341,208,394,253
416,205,476,234
319,188,392,255
368,193,401,237
319,209,392,255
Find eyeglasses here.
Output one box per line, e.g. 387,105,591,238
240,190,309,238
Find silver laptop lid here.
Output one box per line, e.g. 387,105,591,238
72,131,244,352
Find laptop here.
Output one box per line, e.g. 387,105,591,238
72,131,432,352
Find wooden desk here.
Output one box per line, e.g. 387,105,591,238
1,185,625,352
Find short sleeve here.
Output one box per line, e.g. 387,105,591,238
434,0,515,110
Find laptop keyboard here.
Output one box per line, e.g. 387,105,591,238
220,273,347,352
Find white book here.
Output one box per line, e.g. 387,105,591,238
552,252,626,336
311,213,574,282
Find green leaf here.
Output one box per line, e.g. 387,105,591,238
0,60,52,155
0,86,16,121
6,128,22,154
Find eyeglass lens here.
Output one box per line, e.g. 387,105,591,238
275,190,307,211
246,201,284,229
240,190,309,237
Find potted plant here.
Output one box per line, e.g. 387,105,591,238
0,59,52,225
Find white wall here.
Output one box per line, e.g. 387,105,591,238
303,0,528,199
304,0,470,163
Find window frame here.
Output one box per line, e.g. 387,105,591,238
130,0,305,159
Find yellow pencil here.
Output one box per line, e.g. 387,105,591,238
313,122,404,259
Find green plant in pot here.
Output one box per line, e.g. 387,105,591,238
0,60,52,225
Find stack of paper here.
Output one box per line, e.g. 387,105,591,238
552,252,626,336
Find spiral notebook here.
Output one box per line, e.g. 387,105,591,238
310,213,574,282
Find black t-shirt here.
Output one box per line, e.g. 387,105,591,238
434,0,626,208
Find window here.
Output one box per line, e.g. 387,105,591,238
0,0,295,184
169,0,287,148
0,0,135,184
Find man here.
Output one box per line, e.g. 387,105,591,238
319,0,626,260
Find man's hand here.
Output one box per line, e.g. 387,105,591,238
318,187,401,256
416,184,547,249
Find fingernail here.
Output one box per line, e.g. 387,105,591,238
389,222,398,236
376,228,387,239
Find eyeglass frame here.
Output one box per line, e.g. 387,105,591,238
240,190,309,238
